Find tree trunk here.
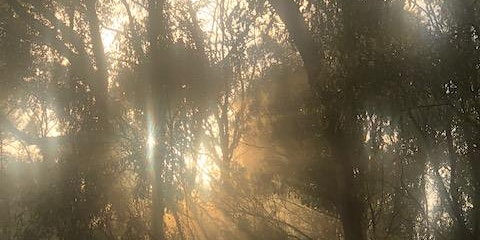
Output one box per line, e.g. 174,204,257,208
464,127,480,240
147,0,168,239
268,1,367,239
340,197,365,240
446,121,474,240
330,126,366,240
268,0,323,88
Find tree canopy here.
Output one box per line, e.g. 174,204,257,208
1,0,480,239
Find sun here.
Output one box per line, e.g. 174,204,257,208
100,4,129,52
190,0,216,32
101,29,116,52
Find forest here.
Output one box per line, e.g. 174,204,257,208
0,0,480,239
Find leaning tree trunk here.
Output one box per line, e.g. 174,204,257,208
268,1,366,239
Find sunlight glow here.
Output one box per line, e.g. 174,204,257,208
195,145,220,191
46,109,61,137
425,163,440,218
147,134,156,150
191,0,216,32
196,153,212,188
100,4,128,52
101,29,116,52
146,115,156,166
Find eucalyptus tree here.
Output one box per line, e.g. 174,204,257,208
253,0,450,239
0,0,218,239
2,0,480,239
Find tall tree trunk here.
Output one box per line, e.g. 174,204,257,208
446,119,473,240
449,1,480,237
464,126,480,240
147,0,168,239
85,0,108,111
268,1,367,239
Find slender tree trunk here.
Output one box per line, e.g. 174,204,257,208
152,179,166,240
464,127,480,240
